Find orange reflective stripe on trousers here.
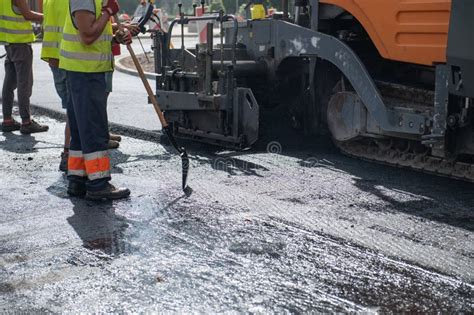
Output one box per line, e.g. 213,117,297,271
83,151,111,181
68,150,86,177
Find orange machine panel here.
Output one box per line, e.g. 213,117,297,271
319,0,451,66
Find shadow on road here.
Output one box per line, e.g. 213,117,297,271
45,175,133,256
281,137,474,233
0,133,39,154
67,197,133,256
0,132,62,154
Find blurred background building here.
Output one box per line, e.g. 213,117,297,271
25,0,281,17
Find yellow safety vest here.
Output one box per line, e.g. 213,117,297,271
41,0,67,61
59,0,113,73
0,6,4,43
0,1,35,44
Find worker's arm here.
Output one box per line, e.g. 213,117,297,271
13,0,43,23
74,11,111,45
72,0,120,45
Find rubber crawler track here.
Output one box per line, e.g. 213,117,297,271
335,139,474,183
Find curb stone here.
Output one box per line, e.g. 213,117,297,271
115,55,159,80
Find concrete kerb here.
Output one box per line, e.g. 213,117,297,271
0,98,163,143
114,55,158,80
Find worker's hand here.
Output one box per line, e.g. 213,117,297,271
102,0,120,17
124,23,141,37
115,29,132,45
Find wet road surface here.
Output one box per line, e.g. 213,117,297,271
0,116,473,312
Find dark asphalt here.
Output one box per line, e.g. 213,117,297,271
0,115,473,312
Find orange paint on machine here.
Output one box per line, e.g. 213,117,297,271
319,0,452,66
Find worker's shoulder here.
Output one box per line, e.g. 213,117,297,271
69,0,96,14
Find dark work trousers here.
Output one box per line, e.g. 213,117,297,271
65,71,110,192
2,44,33,122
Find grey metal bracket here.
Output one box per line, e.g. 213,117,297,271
422,65,449,154
269,20,428,135
156,91,227,111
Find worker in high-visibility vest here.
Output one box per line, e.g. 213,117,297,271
1,0,49,134
41,1,133,172
41,0,70,171
59,0,132,200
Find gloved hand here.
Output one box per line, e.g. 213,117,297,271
125,23,141,37
115,29,132,45
102,0,120,17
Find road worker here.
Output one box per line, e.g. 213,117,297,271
1,0,49,134
40,0,70,171
41,1,135,171
59,0,132,200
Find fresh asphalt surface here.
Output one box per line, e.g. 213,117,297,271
0,36,473,312
0,115,473,312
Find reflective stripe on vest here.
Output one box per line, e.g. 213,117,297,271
59,0,113,73
0,27,33,35
43,41,59,48
0,2,35,43
41,0,67,61
0,14,25,22
60,50,113,62
62,33,113,43
44,26,63,33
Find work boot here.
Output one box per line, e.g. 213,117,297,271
59,151,68,172
67,181,87,197
1,119,21,132
108,139,120,149
85,183,131,201
20,120,49,134
109,133,122,142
